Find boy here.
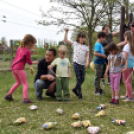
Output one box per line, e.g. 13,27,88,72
94,32,107,95
48,45,71,102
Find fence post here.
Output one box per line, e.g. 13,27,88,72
10,40,13,67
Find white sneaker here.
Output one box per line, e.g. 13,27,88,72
122,98,134,102
120,95,127,99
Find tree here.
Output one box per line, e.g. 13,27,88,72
38,0,134,61
38,0,113,61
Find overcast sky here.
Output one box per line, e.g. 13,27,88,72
0,0,134,45
0,0,72,45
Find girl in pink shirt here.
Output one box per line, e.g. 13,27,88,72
5,34,38,103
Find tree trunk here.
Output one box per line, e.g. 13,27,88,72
88,28,93,63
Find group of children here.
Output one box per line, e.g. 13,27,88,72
4,28,134,104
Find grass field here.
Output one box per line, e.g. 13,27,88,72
0,65,134,134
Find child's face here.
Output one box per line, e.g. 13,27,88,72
109,50,118,55
100,37,106,43
58,52,66,59
79,37,86,44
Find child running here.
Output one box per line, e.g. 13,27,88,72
104,42,127,104
121,31,134,102
64,28,89,100
48,45,71,102
5,34,38,103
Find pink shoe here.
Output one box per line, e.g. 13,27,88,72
109,99,114,104
114,99,119,105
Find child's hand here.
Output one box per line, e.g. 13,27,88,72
103,55,107,58
65,28,69,32
104,73,107,78
32,60,39,64
69,74,72,79
85,63,88,69
48,65,52,69
133,67,134,71
122,68,127,73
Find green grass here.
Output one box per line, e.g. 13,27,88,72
0,66,134,134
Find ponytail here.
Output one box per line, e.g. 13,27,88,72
20,39,25,48
124,31,134,55
19,34,37,49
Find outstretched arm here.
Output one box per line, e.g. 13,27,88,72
112,30,120,37
64,28,73,45
117,41,127,47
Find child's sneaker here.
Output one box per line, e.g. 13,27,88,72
5,94,14,101
122,98,134,102
114,99,119,105
109,98,115,104
72,89,78,96
23,99,33,104
102,82,106,87
95,89,101,95
120,95,128,99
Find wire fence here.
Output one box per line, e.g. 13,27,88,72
0,43,73,71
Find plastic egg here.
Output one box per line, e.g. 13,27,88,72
56,108,63,115
87,126,100,134
29,105,38,110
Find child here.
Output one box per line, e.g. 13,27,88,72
104,42,127,104
5,34,38,103
120,31,134,102
48,45,71,102
64,28,89,100
94,32,107,95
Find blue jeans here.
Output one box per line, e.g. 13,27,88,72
34,79,55,97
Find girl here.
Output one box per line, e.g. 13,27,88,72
5,34,38,103
64,28,89,100
101,26,120,86
48,45,71,102
104,42,127,104
120,31,134,102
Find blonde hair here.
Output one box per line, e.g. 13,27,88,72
20,34,37,48
58,45,68,54
124,31,134,55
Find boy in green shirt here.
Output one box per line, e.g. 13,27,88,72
48,45,71,101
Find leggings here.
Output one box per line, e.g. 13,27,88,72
8,70,28,99
73,62,85,91
122,68,133,99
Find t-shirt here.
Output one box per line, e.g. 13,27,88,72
123,44,134,68
11,47,32,70
51,58,71,77
94,42,105,64
72,42,89,65
101,33,113,56
107,52,124,73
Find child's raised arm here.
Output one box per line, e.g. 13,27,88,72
64,28,73,45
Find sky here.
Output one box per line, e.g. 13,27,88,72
0,0,72,45
0,0,134,45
